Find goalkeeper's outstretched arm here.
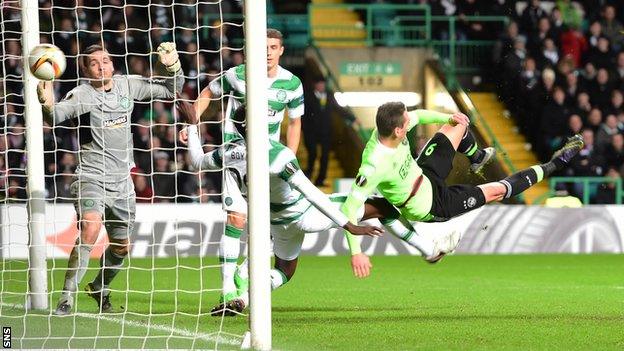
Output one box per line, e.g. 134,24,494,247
37,81,80,126
128,42,185,100
37,81,55,125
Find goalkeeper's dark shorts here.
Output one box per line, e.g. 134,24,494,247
416,132,486,222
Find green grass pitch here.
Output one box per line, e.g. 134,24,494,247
1,254,623,350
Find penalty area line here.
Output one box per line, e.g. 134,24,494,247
0,302,241,346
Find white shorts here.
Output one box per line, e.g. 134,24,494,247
222,170,247,214
272,194,364,261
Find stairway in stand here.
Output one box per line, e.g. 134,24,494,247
309,0,366,47
469,92,549,204
296,145,345,194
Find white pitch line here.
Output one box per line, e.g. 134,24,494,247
0,302,240,346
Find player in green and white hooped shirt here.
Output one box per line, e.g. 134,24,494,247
189,29,304,308
178,103,447,314
341,102,584,265
38,43,184,315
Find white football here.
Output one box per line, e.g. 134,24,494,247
28,44,66,81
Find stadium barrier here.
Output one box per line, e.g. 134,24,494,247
2,203,622,259
550,177,623,204
308,3,508,75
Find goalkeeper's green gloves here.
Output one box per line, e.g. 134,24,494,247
157,42,181,74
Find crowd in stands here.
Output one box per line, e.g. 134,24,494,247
490,1,624,203
329,0,624,203
3,0,624,204
1,0,243,203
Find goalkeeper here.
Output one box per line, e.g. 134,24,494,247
178,103,460,315
37,43,184,315
341,102,583,262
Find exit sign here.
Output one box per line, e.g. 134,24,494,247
339,62,402,89
340,62,402,75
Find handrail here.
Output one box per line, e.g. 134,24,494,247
425,60,522,201
201,14,309,48
454,86,518,175
309,3,507,45
309,3,431,10
308,45,341,91
425,60,517,175
309,3,430,47
308,45,370,140
549,177,623,204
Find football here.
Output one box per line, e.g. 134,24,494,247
28,44,66,81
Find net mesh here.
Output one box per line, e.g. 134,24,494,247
0,0,247,348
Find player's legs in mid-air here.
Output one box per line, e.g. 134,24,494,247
362,196,459,263
412,122,583,221
447,124,496,174
228,194,460,314
477,134,584,204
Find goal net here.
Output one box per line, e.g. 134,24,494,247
0,0,261,348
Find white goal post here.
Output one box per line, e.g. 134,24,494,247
244,1,272,349
21,0,49,312
15,0,272,348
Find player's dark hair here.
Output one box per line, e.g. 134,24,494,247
376,102,406,137
232,105,247,137
80,44,108,70
267,28,283,45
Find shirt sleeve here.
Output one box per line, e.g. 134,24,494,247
207,75,224,97
186,125,222,171
127,69,185,101
407,109,451,130
287,171,349,227
340,163,381,254
286,79,304,119
208,69,235,98
52,88,81,125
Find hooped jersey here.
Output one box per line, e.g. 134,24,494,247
188,127,313,223
207,64,304,143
